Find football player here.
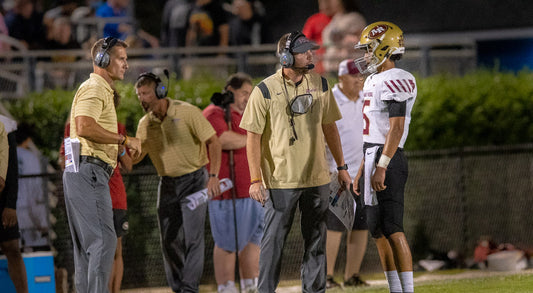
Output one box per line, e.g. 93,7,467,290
352,21,417,293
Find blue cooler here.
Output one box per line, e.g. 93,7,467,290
0,251,56,293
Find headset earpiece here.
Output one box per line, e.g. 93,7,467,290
279,31,304,68
137,71,169,99
94,37,118,68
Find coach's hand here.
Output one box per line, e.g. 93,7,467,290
250,181,267,206
207,176,221,198
338,169,351,193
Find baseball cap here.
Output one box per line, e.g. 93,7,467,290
338,59,361,76
291,34,320,53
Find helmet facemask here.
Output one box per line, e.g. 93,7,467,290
354,40,382,74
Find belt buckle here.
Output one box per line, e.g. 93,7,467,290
105,165,113,177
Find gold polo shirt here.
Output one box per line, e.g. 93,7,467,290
69,73,118,168
136,99,216,177
240,69,342,189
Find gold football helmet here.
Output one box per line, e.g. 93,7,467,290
354,21,405,74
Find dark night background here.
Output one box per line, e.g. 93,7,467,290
129,0,533,40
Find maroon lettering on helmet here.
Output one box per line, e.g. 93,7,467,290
368,24,388,39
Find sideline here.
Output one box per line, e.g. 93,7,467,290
121,269,533,293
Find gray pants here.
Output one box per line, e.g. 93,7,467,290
63,162,116,293
259,184,329,293
158,167,208,293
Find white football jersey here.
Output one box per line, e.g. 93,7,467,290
362,68,417,148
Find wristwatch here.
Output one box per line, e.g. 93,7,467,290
337,164,348,171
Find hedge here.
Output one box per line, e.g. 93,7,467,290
407,68,533,150
3,69,533,166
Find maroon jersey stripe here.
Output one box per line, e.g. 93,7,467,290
384,81,396,93
396,79,408,92
389,80,402,92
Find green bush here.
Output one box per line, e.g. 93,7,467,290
3,69,533,166
407,69,533,150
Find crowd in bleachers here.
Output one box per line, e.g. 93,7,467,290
0,0,273,53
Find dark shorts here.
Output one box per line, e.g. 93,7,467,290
326,183,367,231
0,208,20,243
364,147,408,238
113,209,128,238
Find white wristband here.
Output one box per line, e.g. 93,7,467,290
377,154,392,169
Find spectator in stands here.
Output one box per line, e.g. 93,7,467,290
186,0,229,49
15,123,50,251
0,115,29,293
43,0,78,41
70,0,103,48
4,0,46,49
203,73,264,293
228,0,271,46
43,16,81,88
96,0,159,48
324,59,369,289
302,0,342,74
302,0,341,46
160,0,193,47
321,0,366,74
45,16,80,56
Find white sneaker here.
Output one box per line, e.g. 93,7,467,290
219,284,239,293
243,285,258,293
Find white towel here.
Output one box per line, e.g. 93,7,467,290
364,146,379,206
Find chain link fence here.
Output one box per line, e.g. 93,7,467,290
28,144,533,290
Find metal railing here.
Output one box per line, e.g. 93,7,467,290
2,26,533,98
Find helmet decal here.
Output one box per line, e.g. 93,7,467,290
369,24,389,39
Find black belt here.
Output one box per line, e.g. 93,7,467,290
80,155,114,177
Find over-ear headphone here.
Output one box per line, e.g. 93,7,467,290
137,69,170,99
94,37,118,68
279,31,304,68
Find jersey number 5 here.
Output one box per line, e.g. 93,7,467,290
362,99,370,135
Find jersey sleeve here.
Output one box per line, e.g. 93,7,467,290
380,70,417,103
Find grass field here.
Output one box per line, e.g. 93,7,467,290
322,269,533,293
123,269,533,293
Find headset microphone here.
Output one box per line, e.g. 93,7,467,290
293,64,315,70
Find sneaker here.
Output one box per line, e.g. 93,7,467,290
218,282,239,293
244,286,259,293
344,274,369,287
326,275,341,289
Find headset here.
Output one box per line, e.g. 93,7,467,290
279,31,304,68
137,69,170,99
94,37,118,68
